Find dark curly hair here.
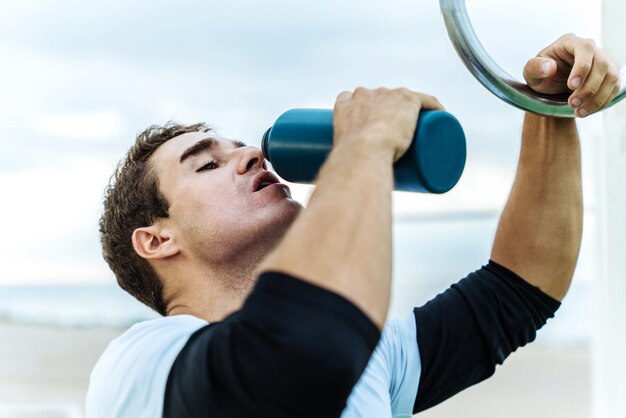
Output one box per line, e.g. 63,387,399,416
99,122,212,315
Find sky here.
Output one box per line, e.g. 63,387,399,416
0,0,605,284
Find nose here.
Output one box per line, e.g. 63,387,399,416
236,146,267,175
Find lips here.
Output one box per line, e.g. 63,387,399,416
252,171,281,192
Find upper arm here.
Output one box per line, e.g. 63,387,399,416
412,260,561,414
163,271,381,418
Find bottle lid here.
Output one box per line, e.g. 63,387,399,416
261,127,272,161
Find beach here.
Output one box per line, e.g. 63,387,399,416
0,321,589,418
0,323,120,418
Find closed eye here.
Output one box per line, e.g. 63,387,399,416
196,159,220,172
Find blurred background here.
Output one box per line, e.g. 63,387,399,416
0,0,608,417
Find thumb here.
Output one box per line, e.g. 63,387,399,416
523,57,556,86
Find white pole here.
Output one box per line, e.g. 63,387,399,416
593,1,626,417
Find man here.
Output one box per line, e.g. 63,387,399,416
87,34,621,417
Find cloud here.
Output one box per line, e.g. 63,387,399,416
34,110,124,141
0,157,114,283
0,0,603,285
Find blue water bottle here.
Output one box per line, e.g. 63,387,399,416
261,109,466,193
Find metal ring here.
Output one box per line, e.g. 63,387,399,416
440,0,626,117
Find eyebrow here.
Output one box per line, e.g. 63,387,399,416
178,137,246,164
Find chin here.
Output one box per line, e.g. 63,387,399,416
268,198,302,230
215,202,300,264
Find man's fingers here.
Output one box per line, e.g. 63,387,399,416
336,91,353,102
562,37,596,90
592,83,621,116
600,85,621,110
338,87,445,112
576,71,617,116
569,54,615,116
524,57,556,86
376,87,444,111
412,92,446,111
335,87,446,115
525,34,621,113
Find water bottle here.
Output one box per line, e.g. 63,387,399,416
261,109,466,193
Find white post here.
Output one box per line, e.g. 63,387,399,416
593,1,626,417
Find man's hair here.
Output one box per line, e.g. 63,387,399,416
99,122,212,316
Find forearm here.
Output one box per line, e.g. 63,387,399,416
259,139,394,329
491,113,583,300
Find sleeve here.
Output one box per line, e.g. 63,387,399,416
412,260,561,414
163,271,381,418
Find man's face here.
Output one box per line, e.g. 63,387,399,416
150,131,302,264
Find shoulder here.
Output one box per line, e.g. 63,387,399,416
108,314,207,352
98,315,208,374
86,315,208,418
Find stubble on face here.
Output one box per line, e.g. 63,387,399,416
149,131,302,269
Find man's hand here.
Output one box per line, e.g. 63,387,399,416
261,87,444,329
333,88,445,161
523,33,622,118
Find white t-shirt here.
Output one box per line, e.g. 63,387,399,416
86,313,420,418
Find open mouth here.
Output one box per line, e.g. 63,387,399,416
252,171,280,192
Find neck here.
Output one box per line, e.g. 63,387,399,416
163,239,274,323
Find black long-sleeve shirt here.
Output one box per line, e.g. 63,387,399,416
164,273,381,417
85,261,560,418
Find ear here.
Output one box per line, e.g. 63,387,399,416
132,224,180,261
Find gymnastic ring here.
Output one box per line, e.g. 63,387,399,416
440,0,626,117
